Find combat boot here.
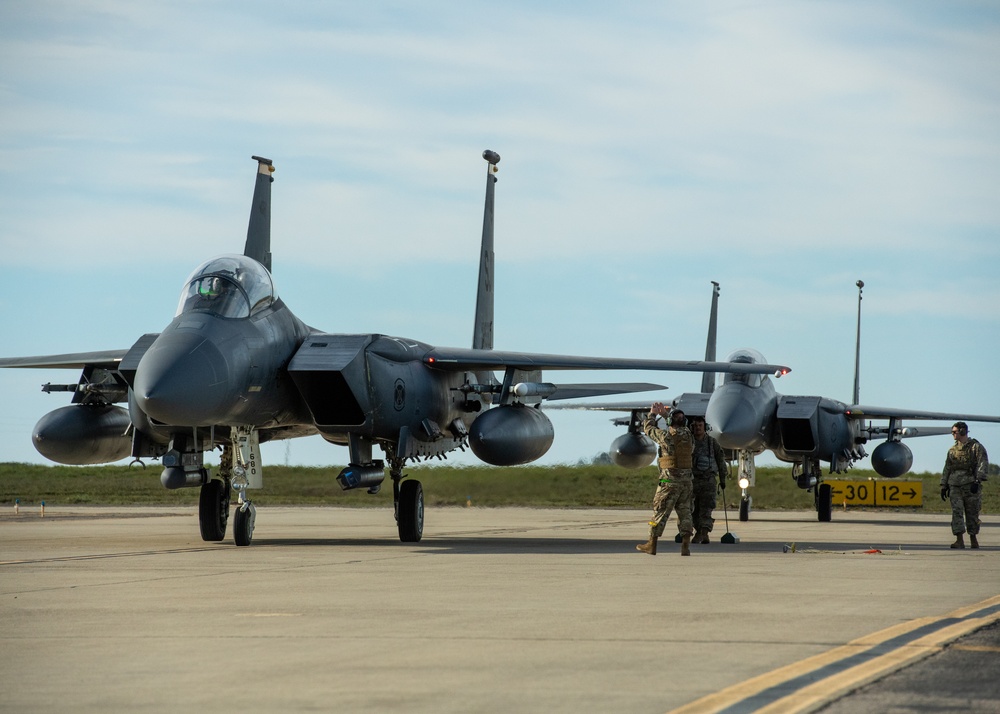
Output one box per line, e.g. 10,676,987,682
696,529,710,544
950,534,965,549
681,533,691,556
636,535,658,555
970,534,979,549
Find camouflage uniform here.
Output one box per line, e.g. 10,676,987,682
691,431,728,539
941,437,989,539
642,414,694,541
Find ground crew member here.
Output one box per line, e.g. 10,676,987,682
689,416,728,544
941,421,989,549
636,402,694,556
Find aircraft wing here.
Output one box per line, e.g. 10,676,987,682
848,405,1000,424
0,350,129,370
544,383,667,401
893,426,955,438
424,348,791,376
544,401,656,412
540,390,712,415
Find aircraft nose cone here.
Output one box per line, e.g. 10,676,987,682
706,388,761,450
133,331,231,425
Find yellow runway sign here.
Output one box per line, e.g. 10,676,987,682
827,479,923,507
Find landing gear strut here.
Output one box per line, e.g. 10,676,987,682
739,494,751,522
390,457,423,542
737,450,755,522
230,428,259,546
197,441,257,546
231,463,256,546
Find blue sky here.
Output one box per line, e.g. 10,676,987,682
1,1,998,477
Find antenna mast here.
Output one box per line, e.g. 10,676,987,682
852,280,864,404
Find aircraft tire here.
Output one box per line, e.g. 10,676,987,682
199,478,228,542
397,480,424,543
817,483,833,522
739,496,751,522
234,505,255,546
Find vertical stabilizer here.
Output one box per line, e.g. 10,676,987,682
700,281,721,394
472,150,500,351
852,280,864,404
244,156,274,273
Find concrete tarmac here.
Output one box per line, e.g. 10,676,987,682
1,505,998,713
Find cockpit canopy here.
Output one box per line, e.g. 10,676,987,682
176,254,275,319
722,348,767,388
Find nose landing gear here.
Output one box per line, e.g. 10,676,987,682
196,430,261,546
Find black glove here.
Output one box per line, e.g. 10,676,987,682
941,485,950,501
718,480,726,493
970,481,980,495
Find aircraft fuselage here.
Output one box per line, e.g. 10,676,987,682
129,299,313,430
705,369,867,472
705,379,777,453
286,332,481,458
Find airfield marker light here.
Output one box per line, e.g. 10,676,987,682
14,498,19,515
738,476,750,490
40,500,45,517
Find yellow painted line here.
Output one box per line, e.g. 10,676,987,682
952,645,1000,653
667,595,1000,714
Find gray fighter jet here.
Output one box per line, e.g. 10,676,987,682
0,151,791,546
565,281,1000,522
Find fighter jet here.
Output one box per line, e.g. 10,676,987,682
558,281,1000,522
0,151,791,546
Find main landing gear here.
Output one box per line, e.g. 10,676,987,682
795,459,833,523
198,475,229,541
815,482,833,523
390,457,423,542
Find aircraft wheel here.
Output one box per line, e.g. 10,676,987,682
199,478,229,542
234,504,256,547
397,480,424,543
816,483,833,523
739,495,751,522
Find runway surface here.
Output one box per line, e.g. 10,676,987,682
2,505,998,713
